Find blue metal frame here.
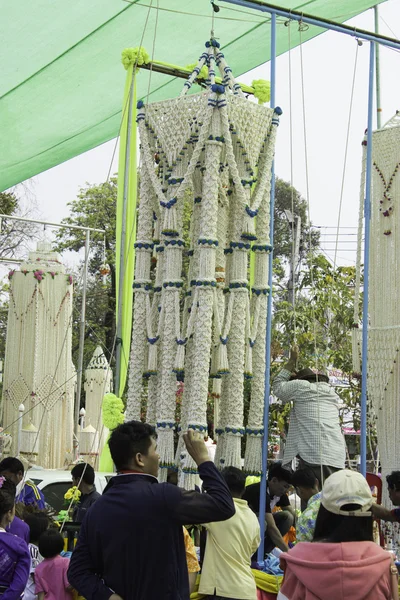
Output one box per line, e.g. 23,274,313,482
257,11,277,563
219,0,400,51
360,42,375,477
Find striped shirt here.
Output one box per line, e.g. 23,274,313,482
272,369,346,469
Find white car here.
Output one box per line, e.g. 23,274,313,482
26,468,115,513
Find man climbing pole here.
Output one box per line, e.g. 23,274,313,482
272,345,346,499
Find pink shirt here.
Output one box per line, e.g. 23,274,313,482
35,555,73,600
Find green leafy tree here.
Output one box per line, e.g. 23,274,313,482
54,179,117,364
270,254,364,457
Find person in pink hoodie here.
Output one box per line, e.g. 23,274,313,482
278,470,396,600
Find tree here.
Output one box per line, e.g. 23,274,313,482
54,179,117,365
0,190,40,259
270,253,364,456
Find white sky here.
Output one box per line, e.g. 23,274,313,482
23,0,400,268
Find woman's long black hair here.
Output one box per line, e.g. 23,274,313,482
313,504,373,543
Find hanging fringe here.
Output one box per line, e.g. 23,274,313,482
173,339,187,377
146,337,159,376
161,201,179,237
222,430,243,469
179,453,200,490
241,207,257,241
157,426,176,479
217,336,230,375
212,377,221,396
244,433,263,475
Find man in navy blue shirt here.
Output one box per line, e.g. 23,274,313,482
0,457,45,510
71,462,101,523
68,421,235,600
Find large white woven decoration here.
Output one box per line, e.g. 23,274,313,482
126,40,281,484
84,346,112,461
1,242,75,468
354,115,400,503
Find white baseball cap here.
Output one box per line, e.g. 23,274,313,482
321,470,374,517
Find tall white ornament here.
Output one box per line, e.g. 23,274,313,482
1,242,75,468
362,120,400,506
126,39,280,486
83,346,112,466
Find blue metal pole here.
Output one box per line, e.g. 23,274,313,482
219,0,400,51
360,42,375,477
257,11,276,564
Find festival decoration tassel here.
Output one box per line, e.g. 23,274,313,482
162,204,179,237
173,339,186,377
241,210,257,242
217,337,230,375
147,340,158,376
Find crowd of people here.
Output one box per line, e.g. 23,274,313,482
0,351,400,599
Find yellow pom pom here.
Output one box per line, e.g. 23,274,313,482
252,79,271,105
121,47,150,71
185,63,208,80
102,393,125,430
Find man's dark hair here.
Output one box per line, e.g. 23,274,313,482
71,463,95,486
0,478,16,520
0,457,24,475
24,512,49,544
386,471,400,491
38,528,64,559
267,462,292,484
292,468,319,489
221,466,246,496
108,420,157,471
313,504,373,543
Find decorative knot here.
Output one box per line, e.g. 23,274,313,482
121,47,150,71
252,79,271,104
211,83,225,94
245,205,258,217
160,197,177,209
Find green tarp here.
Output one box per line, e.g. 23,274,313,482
0,0,385,191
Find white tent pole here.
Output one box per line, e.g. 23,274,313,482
73,230,90,459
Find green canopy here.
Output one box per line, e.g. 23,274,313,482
0,0,385,191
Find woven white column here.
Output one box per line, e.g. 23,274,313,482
84,346,112,457
2,243,75,468
126,164,156,421
367,123,400,513
181,104,223,488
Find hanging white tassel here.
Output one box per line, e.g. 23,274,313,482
217,336,230,375
147,338,159,376
212,377,221,396
244,340,253,380
173,339,186,377
161,201,179,237
241,206,257,241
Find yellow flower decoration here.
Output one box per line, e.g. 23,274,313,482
121,47,150,72
102,393,125,431
64,486,81,503
252,79,271,105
